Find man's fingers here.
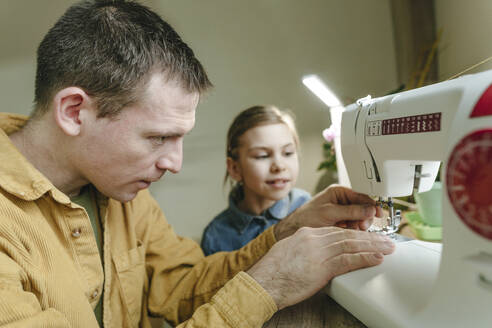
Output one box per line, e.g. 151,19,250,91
335,218,372,231
298,227,395,255
324,203,378,222
358,218,373,231
323,238,395,257
323,229,395,256
375,205,384,218
347,190,378,206
324,186,378,206
295,226,343,236
327,252,385,278
345,221,360,230
299,226,392,244
335,222,348,228
321,229,395,255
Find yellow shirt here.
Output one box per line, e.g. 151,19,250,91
0,113,277,328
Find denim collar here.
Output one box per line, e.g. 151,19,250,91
227,191,290,234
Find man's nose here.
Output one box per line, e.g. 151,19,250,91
156,138,183,174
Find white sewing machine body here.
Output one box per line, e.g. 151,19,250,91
325,70,492,327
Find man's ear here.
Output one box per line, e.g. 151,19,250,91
52,87,93,136
226,157,243,182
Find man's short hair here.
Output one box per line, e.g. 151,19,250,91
33,0,212,119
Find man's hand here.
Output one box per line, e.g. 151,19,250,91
247,226,394,310
274,185,383,240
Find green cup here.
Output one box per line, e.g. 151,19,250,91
414,182,442,227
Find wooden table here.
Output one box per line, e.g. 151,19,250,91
263,213,440,328
263,292,365,328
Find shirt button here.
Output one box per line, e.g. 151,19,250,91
91,289,99,299
71,228,82,238
19,191,26,196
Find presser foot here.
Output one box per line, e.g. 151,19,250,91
369,197,402,235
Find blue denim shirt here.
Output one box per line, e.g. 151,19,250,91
201,188,311,255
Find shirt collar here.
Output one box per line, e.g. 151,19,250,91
268,195,291,219
227,190,291,234
0,113,70,204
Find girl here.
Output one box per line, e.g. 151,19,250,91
201,105,311,255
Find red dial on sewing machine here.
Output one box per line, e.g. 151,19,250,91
446,129,492,240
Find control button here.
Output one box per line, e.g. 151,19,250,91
71,228,82,238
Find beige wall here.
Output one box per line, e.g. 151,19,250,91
0,57,36,115
435,0,492,78
0,1,398,242
147,0,398,241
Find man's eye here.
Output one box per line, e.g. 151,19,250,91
151,136,167,144
254,154,269,159
284,151,294,156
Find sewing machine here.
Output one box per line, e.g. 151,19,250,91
325,69,492,327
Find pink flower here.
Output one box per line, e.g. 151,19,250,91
322,125,336,142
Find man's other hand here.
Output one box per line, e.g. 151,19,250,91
247,227,394,309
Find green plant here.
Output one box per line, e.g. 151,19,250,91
318,141,337,172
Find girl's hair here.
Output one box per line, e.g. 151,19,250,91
224,105,300,190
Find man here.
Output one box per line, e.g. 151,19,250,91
0,1,394,327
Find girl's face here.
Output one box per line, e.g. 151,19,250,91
229,123,299,206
